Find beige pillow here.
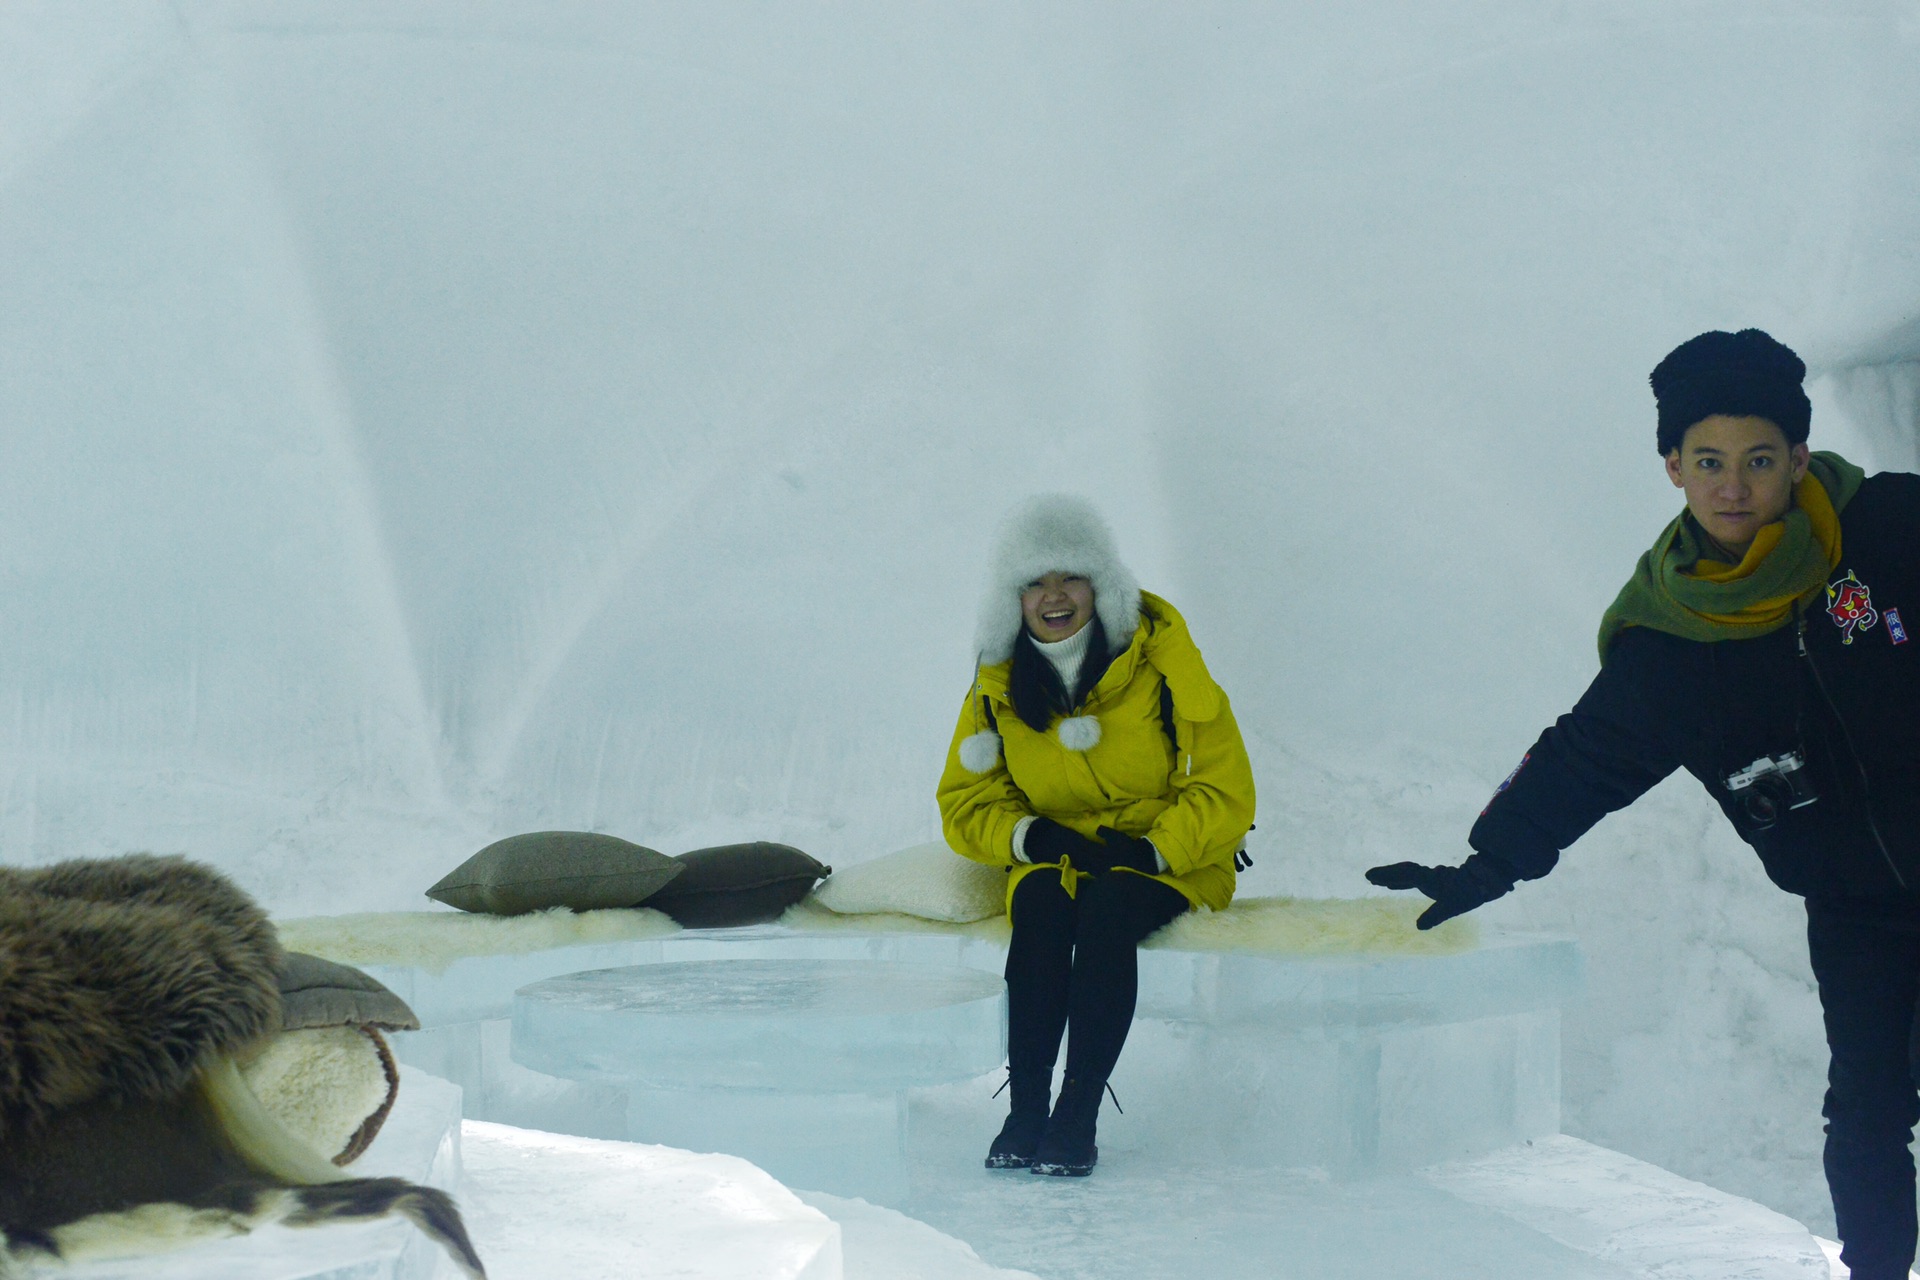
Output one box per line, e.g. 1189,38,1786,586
426,831,683,916
811,841,1007,923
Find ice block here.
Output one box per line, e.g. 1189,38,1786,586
512,959,1007,1091
510,959,1006,1199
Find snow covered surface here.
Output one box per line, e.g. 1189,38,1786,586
457,1121,1064,1280
4,0,1920,1242
458,1122,841,1280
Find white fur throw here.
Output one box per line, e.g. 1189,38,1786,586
1147,895,1477,955
279,893,1477,972
781,898,1014,941
809,842,1008,923
278,906,681,974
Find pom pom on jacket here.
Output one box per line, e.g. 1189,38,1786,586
1056,715,1101,751
958,730,1004,774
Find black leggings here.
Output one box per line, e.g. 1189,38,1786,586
1004,866,1189,1089
1807,900,1920,1280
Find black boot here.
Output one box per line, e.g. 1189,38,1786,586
984,1072,1051,1170
1030,1076,1100,1176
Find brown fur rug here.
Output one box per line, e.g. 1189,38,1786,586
0,855,483,1276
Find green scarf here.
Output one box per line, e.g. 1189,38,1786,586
1596,452,1866,661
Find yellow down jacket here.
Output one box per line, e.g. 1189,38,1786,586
937,591,1256,914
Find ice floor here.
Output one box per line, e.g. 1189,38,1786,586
889,1078,1835,1280
36,1059,1883,1279
452,1114,1868,1280
444,1081,1866,1280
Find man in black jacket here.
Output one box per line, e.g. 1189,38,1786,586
1368,328,1920,1280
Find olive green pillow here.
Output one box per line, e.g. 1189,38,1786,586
276,952,420,1032
645,842,832,928
425,831,684,916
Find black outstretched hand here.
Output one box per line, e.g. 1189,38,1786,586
1364,857,1515,930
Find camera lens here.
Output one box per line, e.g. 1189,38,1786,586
1742,783,1783,829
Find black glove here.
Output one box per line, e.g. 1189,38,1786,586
1364,854,1516,930
1094,827,1162,875
1024,817,1106,868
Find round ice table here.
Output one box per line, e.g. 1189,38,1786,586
511,959,1006,1201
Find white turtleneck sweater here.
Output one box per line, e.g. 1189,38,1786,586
1010,624,1168,872
1032,624,1091,692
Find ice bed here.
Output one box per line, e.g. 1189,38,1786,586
279,896,1580,1193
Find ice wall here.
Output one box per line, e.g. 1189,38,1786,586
3,0,1920,1236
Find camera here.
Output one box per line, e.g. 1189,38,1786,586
1723,750,1818,829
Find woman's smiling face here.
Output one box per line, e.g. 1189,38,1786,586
1020,572,1094,642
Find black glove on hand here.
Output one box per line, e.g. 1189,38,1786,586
1094,827,1162,875
1364,854,1516,930
1024,817,1107,868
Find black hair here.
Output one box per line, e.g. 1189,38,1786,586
1007,615,1118,733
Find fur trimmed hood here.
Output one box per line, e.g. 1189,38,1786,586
973,494,1142,665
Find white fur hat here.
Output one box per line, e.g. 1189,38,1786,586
973,494,1142,665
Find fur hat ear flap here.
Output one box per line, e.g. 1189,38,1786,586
1057,716,1101,752
958,731,1003,774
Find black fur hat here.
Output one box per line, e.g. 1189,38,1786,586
1650,328,1811,455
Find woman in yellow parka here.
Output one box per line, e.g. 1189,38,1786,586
937,494,1256,1177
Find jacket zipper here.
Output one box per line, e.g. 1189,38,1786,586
1798,612,1908,890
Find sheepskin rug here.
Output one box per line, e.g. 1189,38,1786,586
1147,894,1476,955
280,894,1471,972
277,907,681,973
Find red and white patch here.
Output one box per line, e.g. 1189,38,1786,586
1826,571,1879,646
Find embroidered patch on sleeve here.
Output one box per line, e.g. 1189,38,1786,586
1889,607,1909,645
1481,752,1531,815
